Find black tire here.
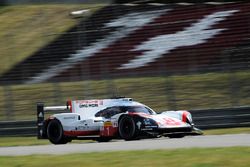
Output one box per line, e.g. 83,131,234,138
47,119,69,144
118,115,138,141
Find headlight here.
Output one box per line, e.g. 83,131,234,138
143,118,152,125
187,114,193,123
143,118,158,127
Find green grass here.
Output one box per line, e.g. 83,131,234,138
0,4,104,75
0,137,93,147
1,127,250,147
0,147,250,167
204,127,250,135
0,137,50,147
0,70,249,120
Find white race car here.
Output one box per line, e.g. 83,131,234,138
37,97,202,144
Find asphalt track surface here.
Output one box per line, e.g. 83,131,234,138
1,134,250,156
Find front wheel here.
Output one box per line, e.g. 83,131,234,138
47,119,70,144
118,115,138,141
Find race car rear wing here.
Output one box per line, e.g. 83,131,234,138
36,103,70,139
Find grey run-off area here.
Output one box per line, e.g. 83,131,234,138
1,134,250,156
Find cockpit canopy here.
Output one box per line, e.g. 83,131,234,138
95,105,155,118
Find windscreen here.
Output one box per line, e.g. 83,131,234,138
123,106,154,115
95,105,154,118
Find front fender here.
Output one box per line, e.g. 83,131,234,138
161,110,193,125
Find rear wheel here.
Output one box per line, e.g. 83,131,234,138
118,115,138,141
47,119,70,144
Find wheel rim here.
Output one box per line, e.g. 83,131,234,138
48,121,62,142
119,117,135,139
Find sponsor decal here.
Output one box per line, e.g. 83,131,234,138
76,100,103,108
63,116,76,120
141,128,153,131
79,103,98,108
77,126,88,130
136,121,142,129
145,126,158,128
104,121,112,127
38,112,44,118
112,122,118,127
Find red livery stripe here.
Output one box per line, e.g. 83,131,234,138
64,130,99,137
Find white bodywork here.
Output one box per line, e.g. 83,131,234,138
49,98,192,135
